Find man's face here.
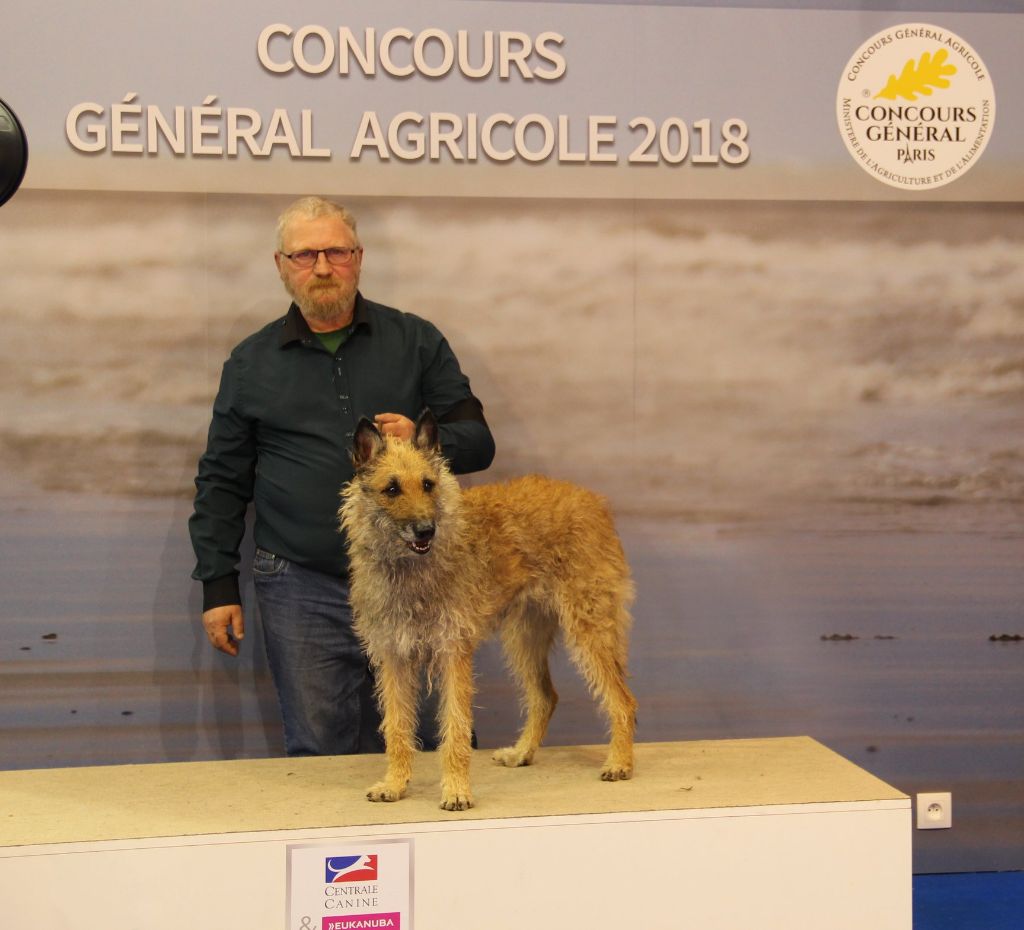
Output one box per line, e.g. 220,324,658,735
274,214,363,326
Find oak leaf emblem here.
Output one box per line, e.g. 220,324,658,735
874,48,957,101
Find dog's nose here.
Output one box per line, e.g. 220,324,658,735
414,525,435,542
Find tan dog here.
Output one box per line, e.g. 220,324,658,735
339,411,637,810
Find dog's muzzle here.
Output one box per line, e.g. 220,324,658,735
407,525,435,555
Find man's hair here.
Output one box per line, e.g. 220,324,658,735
275,196,360,251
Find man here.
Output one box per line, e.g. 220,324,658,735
189,196,495,756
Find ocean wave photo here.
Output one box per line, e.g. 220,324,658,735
1,190,1021,871
2,191,1022,532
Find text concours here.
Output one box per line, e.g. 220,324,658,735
64,22,751,168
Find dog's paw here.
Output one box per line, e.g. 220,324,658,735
492,746,535,768
600,763,634,782
366,781,406,802
439,791,474,811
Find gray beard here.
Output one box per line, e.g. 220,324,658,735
289,280,357,327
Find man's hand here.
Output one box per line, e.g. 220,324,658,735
203,604,245,656
374,413,415,441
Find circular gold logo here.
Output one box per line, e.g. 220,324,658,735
837,24,995,190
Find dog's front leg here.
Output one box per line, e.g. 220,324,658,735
437,646,476,811
366,653,418,803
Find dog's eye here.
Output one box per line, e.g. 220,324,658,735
422,478,435,493
382,480,401,497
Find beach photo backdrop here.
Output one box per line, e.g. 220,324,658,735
1,1,1022,872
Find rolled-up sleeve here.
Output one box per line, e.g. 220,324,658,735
421,334,495,475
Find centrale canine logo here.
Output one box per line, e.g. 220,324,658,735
325,854,379,884
837,24,995,190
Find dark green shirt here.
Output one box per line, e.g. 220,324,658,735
189,294,494,610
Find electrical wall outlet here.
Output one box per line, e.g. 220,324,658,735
916,792,952,829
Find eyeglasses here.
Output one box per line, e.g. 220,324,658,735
280,247,361,268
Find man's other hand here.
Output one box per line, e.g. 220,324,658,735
203,604,245,656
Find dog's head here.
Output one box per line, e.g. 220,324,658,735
347,410,446,556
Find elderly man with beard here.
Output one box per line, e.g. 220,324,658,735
189,196,495,756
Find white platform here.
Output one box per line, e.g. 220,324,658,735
0,737,910,929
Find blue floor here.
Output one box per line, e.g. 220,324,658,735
914,873,1024,930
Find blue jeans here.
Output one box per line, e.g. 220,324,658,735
253,549,384,756
252,549,448,756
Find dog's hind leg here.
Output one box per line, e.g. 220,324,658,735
561,599,637,781
436,646,476,810
492,606,559,769
367,653,418,803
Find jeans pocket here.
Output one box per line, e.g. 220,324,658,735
253,547,288,576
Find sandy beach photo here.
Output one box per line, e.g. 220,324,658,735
1,189,1021,869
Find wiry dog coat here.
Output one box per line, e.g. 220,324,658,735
339,411,637,810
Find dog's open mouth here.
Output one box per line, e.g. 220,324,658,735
405,526,435,555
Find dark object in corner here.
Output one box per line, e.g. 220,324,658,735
0,98,28,208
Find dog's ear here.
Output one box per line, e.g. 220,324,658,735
351,417,385,469
413,408,440,451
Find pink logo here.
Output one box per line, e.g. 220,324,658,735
323,914,400,930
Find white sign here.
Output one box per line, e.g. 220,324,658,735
837,23,996,190
287,839,413,930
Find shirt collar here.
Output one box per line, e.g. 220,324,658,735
278,292,369,348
